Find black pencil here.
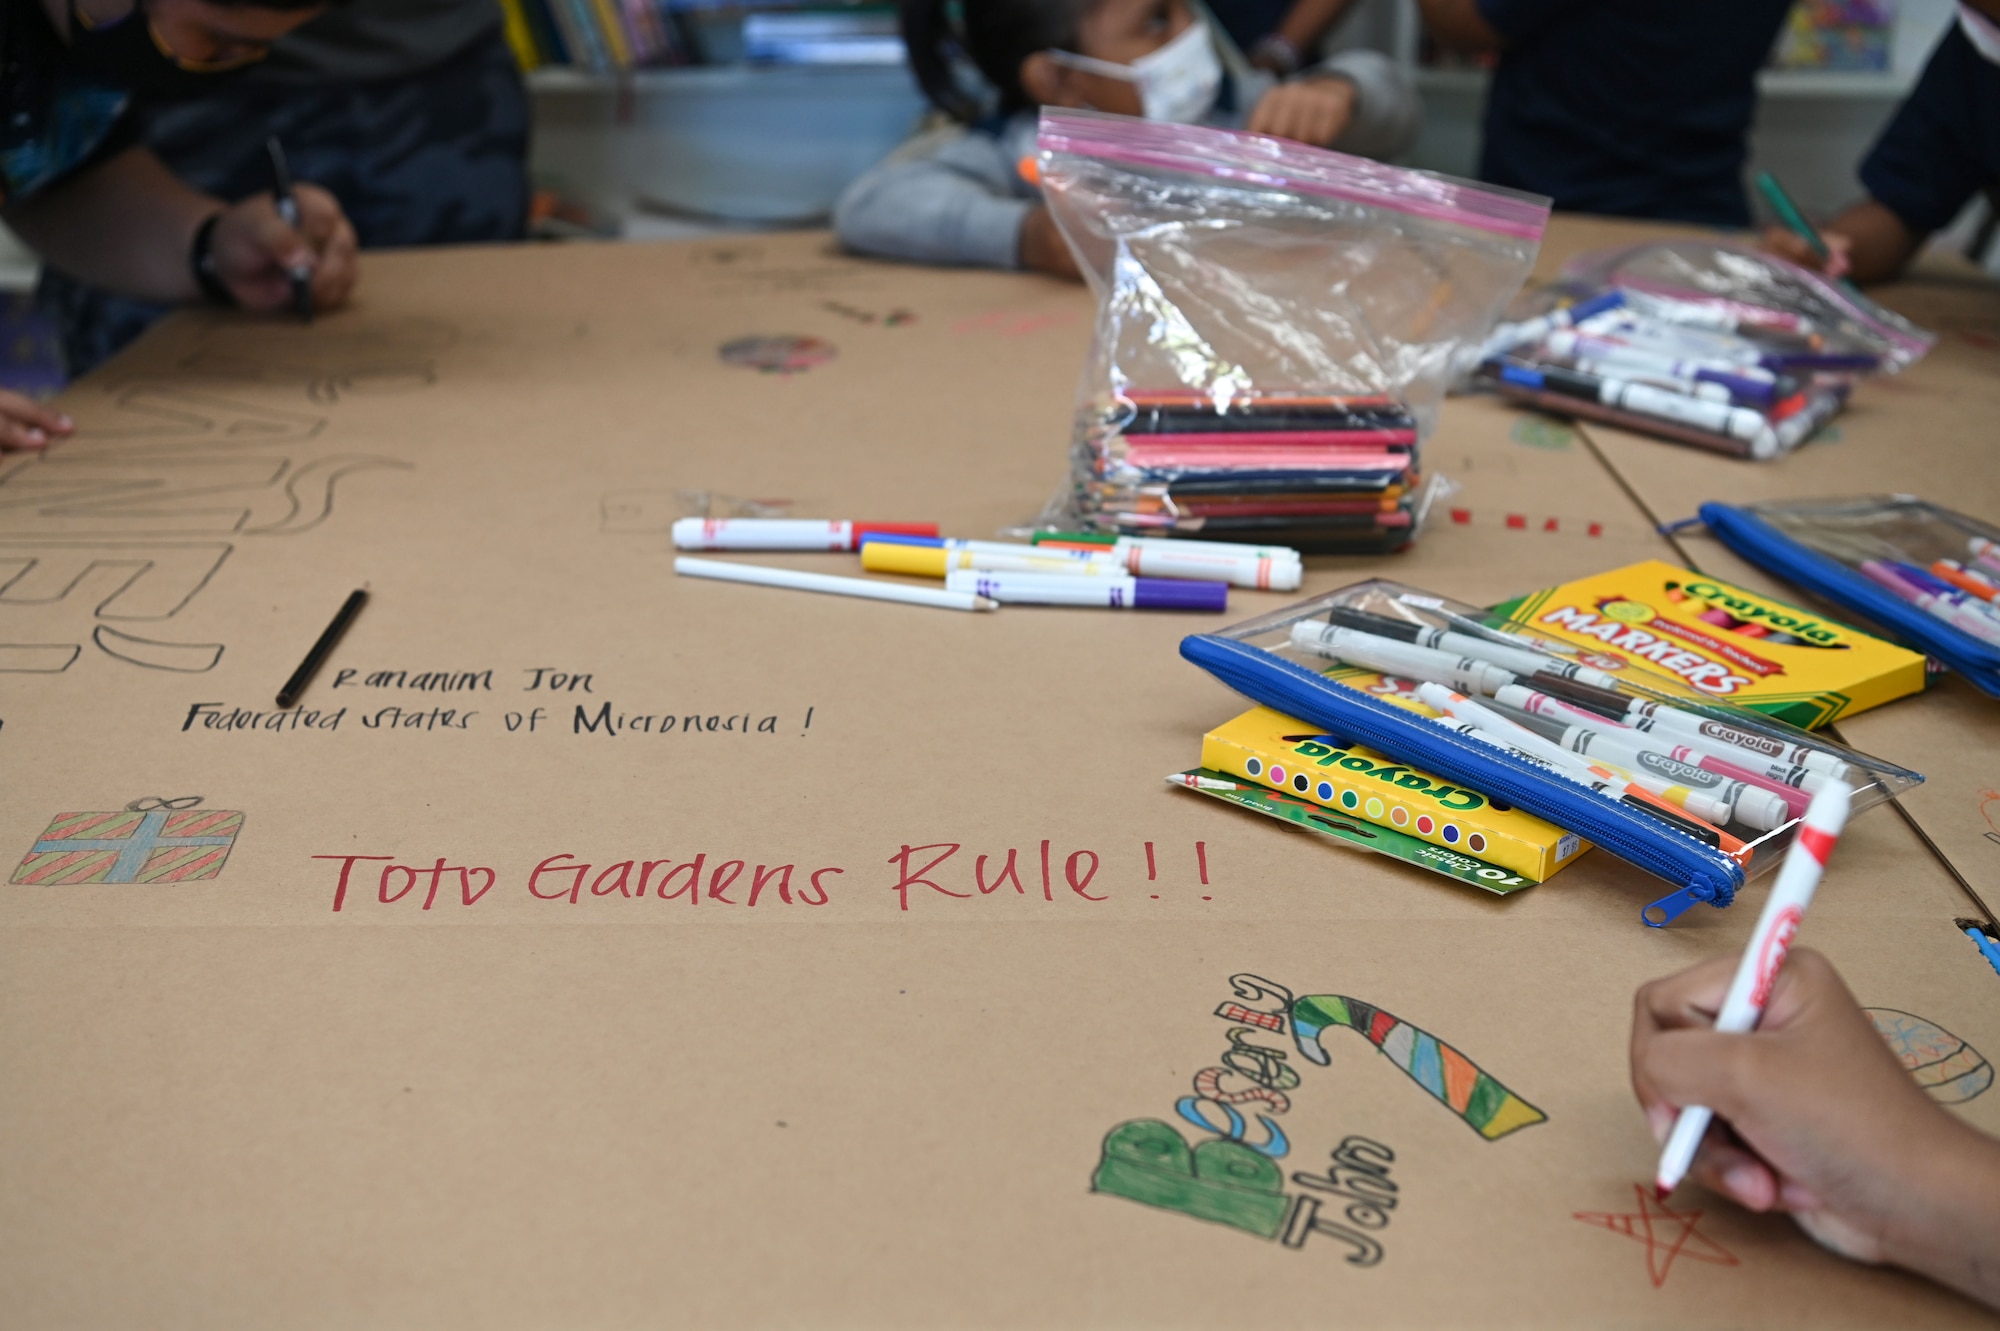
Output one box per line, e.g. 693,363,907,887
277,588,367,707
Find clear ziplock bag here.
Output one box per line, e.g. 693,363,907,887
1032,109,1549,553
1178,579,1921,926
1474,240,1934,461
1694,496,2000,698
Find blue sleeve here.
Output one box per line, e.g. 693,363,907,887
833,123,1037,270
1860,25,2000,238
1474,0,1593,43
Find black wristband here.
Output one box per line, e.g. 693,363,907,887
189,213,236,307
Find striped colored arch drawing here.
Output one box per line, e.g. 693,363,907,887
1287,993,1547,1140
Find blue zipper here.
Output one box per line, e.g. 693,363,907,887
1180,634,1744,926
1699,503,2000,699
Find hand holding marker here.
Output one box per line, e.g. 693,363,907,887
265,137,314,323
1655,779,1853,1197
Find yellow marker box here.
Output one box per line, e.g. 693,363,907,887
1201,689,1590,884
1495,560,1927,728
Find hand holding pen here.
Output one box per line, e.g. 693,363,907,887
197,153,359,317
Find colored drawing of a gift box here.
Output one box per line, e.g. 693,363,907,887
12,808,244,884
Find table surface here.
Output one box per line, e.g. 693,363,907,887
1,218,1995,1329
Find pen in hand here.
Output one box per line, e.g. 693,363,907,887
265,135,315,323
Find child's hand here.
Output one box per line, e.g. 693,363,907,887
1633,947,2000,1306
1247,77,1356,148
1019,205,1081,282
211,184,360,314
0,389,73,452
1759,225,1853,279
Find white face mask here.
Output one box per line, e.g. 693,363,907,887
1960,3,2000,64
1048,18,1223,124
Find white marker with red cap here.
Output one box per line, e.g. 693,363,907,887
671,518,937,551
1653,779,1854,1198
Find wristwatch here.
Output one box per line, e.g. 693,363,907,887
189,212,237,307
1251,33,1302,77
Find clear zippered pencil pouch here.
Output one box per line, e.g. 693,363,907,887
1472,240,1933,461
1691,496,2000,698
1179,579,1922,926
1031,108,1549,553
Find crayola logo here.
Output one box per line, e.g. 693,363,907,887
1697,721,1786,758
1290,741,1486,812
1682,582,1844,644
1637,750,1716,786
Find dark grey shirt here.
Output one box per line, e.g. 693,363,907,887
252,0,503,84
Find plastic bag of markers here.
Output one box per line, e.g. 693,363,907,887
1190,579,1920,925
1474,240,1934,461
1696,495,2000,698
1030,108,1551,554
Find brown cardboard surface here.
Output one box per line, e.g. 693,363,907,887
3,229,1995,1328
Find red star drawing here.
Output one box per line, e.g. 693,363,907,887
1574,1184,1741,1288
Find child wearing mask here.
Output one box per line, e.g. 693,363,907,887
834,0,1419,278
1763,3,2000,285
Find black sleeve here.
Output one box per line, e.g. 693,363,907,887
1860,25,2000,238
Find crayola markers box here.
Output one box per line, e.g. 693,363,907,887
1493,560,1926,728
1200,696,1590,884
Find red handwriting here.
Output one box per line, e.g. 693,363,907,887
314,854,497,912
528,853,837,906
890,840,1111,910
313,840,1210,913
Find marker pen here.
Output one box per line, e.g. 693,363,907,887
1499,706,1791,831
1656,782,1852,1197
1967,537,2000,580
1526,676,1855,782
862,542,1123,579
1324,606,1623,689
1861,562,2000,645
672,517,938,551
1494,684,1817,814
1415,684,1740,833
1544,330,1778,404
1572,312,1766,367
1495,363,1777,458
1478,289,1628,359
865,534,1107,561
1031,531,1302,562
1288,622,1515,696
943,570,1226,611
1930,560,1999,602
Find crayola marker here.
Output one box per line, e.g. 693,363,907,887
1656,782,1853,1197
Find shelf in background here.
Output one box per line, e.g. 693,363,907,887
1414,65,1916,101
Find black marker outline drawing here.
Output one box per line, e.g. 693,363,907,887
0,644,82,673
92,626,224,673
